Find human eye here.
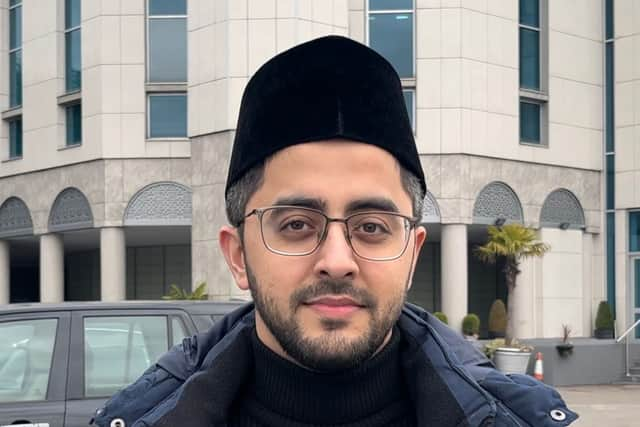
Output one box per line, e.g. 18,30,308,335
351,215,392,237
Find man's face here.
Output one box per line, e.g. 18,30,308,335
221,141,426,372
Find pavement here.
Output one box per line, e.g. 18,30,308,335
557,385,640,427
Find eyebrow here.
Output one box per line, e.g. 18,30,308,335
344,198,400,214
271,196,400,215
272,196,327,211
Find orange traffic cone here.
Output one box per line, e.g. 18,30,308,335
534,352,544,381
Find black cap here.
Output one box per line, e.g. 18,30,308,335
225,35,426,198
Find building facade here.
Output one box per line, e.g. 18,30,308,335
0,0,637,340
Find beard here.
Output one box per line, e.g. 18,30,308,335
246,265,407,373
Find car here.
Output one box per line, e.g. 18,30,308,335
0,300,244,427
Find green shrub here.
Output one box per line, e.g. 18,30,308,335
488,299,507,336
162,282,208,300
462,313,480,336
595,301,614,330
433,311,448,325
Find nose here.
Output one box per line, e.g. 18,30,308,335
312,221,360,280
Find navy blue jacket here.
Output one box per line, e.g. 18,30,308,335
91,303,578,427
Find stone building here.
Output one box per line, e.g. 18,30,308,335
0,0,637,340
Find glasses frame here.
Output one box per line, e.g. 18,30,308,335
240,205,420,262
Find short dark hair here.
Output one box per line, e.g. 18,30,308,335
225,160,425,228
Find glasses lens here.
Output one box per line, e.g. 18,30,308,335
347,212,410,260
261,207,326,255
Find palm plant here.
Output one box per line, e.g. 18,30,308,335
475,224,550,347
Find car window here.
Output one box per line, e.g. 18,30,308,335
171,316,188,346
0,318,58,402
84,316,168,397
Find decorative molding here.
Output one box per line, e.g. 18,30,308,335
421,191,441,223
49,188,94,232
540,189,585,229
124,182,192,226
473,182,524,225
0,197,33,238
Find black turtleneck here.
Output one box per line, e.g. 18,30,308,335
227,327,416,427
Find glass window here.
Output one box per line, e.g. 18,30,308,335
630,212,640,252
66,104,82,146
9,51,22,107
520,102,540,143
403,89,414,131
65,29,82,92
0,318,57,403
519,28,540,90
65,0,81,29
606,212,616,313
369,0,412,11
9,119,22,158
519,0,539,27
171,317,188,346
369,13,413,78
606,43,614,153
606,154,614,210
148,19,187,82
149,94,187,138
9,4,21,50
149,0,187,16
84,316,168,397
606,0,614,40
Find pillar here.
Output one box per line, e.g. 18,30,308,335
0,240,9,304
441,224,468,332
40,233,64,303
100,227,126,301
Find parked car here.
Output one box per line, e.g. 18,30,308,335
0,300,244,427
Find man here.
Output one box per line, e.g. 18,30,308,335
92,36,577,426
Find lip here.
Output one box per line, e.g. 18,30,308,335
303,296,364,318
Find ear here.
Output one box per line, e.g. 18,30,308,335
219,225,249,291
407,225,427,290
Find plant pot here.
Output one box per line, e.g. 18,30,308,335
555,343,574,357
594,328,614,339
493,348,532,375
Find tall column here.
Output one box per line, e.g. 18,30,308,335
40,234,64,303
441,224,468,332
100,227,126,301
0,240,10,304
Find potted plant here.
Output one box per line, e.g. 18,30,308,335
594,301,615,339
433,311,448,325
488,299,507,339
462,313,480,340
556,324,574,357
475,224,550,374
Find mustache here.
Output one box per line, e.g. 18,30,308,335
290,279,377,310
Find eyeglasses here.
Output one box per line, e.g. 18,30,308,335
239,206,419,261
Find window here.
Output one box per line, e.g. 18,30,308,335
84,316,169,397
403,90,415,131
65,0,81,92
630,212,640,252
9,119,22,158
605,0,615,313
520,102,540,143
367,0,415,131
518,0,546,146
9,0,22,108
171,317,188,346
66,103,82,146
146,0,187,139
148,94,187,138
0,319,58,402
